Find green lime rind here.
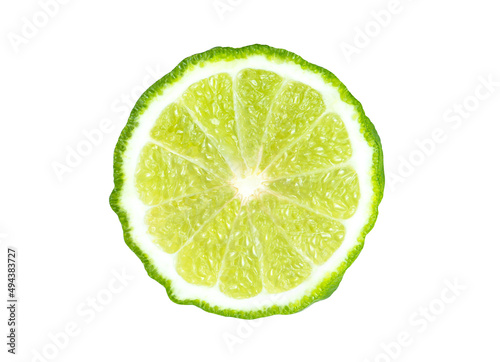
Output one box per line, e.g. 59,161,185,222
109,44,384,319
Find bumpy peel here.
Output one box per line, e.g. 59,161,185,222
136,68,359,299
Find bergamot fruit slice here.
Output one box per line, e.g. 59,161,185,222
110,45,384,319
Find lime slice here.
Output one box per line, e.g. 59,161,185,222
110,45,384,318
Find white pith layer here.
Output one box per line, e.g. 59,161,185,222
119,55,375,311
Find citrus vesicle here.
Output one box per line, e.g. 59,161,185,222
110,45,384,319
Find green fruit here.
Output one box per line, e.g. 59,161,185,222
110,44,384,319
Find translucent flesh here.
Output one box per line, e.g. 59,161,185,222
219,204,262,299
135,69,360,298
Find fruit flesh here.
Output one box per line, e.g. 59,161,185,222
135,69,359,299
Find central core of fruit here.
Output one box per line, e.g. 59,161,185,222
231,174,266,202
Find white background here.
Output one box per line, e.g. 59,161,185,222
1,0,499,361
